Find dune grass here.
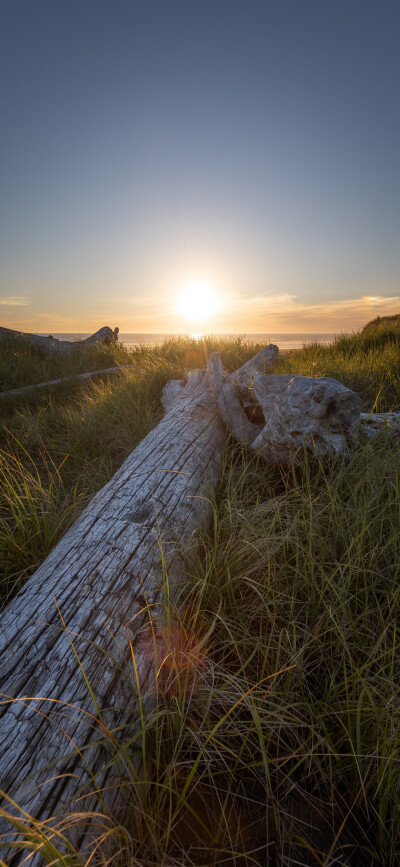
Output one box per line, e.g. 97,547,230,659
0,328,400,864
361,313,400,334
0,335,136,393
274,329,400,410
0,335,261,604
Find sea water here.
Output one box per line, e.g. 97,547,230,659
42,333,336,352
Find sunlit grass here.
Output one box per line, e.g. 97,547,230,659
274,328,400,409
1,327,400,863
0,336,261,602
0,335,134,393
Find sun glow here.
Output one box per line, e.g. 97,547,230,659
178,281,221,324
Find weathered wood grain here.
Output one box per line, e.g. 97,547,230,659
0,364,225,861
2,345,387,862
250,373,363,463
218,354,364,463
360,410,400,437
217,344,279,445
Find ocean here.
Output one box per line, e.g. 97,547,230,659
43,333,336,353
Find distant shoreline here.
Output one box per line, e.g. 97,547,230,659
38,332,337,352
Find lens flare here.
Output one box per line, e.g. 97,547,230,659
138,617,209,698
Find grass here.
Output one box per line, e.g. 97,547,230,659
0,326,399,864
273,329,400,409
0,336,134,393
362,313,400,334
0,335,261,603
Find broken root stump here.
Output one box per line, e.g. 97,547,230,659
217,351,364,463
249,373,363,463
217,344,279,446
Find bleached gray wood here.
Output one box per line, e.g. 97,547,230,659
228,344,279,391
250,374,363,463
161,376,190,411
0,325,119,357
0,364,225,861
0,364,129,400
217,344,279,445
0,344,380,860
218,365,363,464
360,410,400,437
80,326,119,346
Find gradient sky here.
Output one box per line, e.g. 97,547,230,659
1,0,400,333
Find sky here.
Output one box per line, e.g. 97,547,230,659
1,0,400,334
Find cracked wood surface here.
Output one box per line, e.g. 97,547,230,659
0,365,225,859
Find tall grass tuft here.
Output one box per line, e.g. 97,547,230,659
0,337,261,604
0,336,135,393
1,329,400,863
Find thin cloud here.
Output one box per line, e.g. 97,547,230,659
284,295,400,320
0,296,29,306
209,293,400,332
227,292,298,310
227,293,400,318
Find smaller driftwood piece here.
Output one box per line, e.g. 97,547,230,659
0,325,119,358
0,364,129,400
360,410,400,437
215,348,364,463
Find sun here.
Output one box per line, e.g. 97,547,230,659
178,281,220,324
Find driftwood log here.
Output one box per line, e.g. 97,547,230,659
0,344,396,861
0,364,129,400
0,359,227,861
0,325,119,358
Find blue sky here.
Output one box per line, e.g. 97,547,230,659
1,0,400,333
